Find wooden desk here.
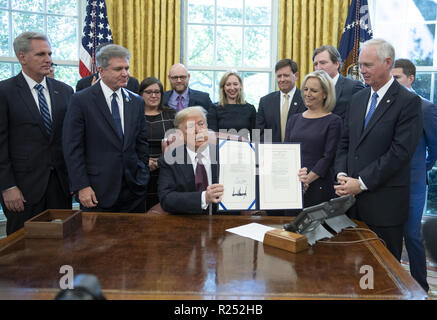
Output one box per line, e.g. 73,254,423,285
0,212,427,300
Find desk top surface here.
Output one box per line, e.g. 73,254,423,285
0,213,427,300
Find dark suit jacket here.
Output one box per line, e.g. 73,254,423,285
333,75,365,120
334,80,422,227
158,144,219,214
76,73,140,93
163,88,213,109
0,72,73,204
256,88,306,142
63,82,150,208
411,97,437,195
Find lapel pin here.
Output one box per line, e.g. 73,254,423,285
294,102,297,105
386,99,390,103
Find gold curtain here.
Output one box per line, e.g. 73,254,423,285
105,0,181,90
278,0,352,87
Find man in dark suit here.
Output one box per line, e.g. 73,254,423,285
162,63,214,113
63,44,149,213
158,106,223,214
313,45,365,120
0,32,73,235
334,39,423,261
75,42,140,93
392,58,437,292
256,59,306,143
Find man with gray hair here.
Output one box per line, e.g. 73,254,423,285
0,31,74,234
313,45,365,120
334,38,423,260
63,44,150,213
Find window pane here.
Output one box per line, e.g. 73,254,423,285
408,23,435,66
216,26,242,66
427,169,437,215
189,70,214,99
242,72,269,108
187,0,214,24
47,15,77,60
12,12,44,40
47,0,77,16
217,0,242,25
409,0,437,21
215,70,226,102
244,27,270,67
12,0,43,12
0,9,9,56
0,0,7,9
245,0,271,25
187,25,213,65
0,62,11,79
13,62,21,75
413,72,432,101
55,65,80,89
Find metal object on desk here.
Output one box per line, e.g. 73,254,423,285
283,195,357,245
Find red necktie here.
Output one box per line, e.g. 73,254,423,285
195,153,208,192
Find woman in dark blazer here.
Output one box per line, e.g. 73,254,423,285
139,77,176,211
208,71,256,141
284,70,342,207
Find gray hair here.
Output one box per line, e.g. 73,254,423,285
361,38,395,68
96,44,130,69
301,70,336,112
174,106,208,129
13,31,49,57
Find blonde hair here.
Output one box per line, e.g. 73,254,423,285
301,70,336,112
218,71,245,107
174,106,208,129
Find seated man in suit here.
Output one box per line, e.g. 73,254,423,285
158,106,224,214
63,44,149,213
392,58,437,292
256,59,306,143
76,43,140,93
313,45,365,120
162,64,215,126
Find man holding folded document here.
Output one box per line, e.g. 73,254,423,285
158,107,224,214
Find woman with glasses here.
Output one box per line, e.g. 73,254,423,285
139,77,176,211
209,71,256,141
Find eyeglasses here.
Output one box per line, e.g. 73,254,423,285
143,90,161,95
170,75,187,81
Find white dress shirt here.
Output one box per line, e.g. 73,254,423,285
186,144,212,211
100,80,125,133
280,85,297,114
22,71,52,119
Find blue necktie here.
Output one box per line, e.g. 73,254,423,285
34,84,52,134
111,92,123,139
364,92,379,128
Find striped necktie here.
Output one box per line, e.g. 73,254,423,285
34,84,52,134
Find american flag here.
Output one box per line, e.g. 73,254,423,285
338,0,373,78
79,0,113,78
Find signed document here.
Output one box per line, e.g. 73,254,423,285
258,144,302,210
218,140,302,211
218,140,256,210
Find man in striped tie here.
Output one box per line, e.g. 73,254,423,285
0,32,74,235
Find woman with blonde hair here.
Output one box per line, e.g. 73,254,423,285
208,71,256,140
284,70,342,208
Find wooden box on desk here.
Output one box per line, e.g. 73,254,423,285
263,229,308,253
24,209,82,239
